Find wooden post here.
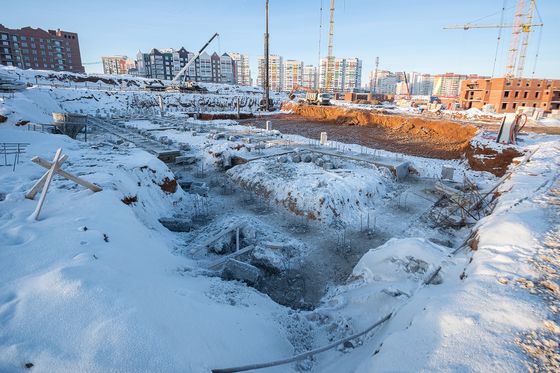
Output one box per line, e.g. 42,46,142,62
31,156,102,192
25,154,68,199
32,149,62,220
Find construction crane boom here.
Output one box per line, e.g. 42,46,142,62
443,23,542,30
516,0,536,77
443,0,543,78
171,32,219,84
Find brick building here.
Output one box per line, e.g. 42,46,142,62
460,77,560,113
0,24,84,73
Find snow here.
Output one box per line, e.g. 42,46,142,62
0,127,294,373
1,65,559,372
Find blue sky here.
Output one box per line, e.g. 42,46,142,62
3,0,559,83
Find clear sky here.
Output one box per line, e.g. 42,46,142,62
3,0,559,83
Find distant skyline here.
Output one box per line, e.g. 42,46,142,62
3,0,559,84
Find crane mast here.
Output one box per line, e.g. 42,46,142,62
325,0,335,93
516,0,535,77
505,0,525,77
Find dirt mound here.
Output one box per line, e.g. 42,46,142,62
466,145,522,177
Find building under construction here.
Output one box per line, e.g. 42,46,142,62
460,77,560,113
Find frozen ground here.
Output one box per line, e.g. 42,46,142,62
1,66,559,372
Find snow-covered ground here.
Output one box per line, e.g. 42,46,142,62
1,66,559,372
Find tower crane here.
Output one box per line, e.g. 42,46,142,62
325,0,335,93
444,0,543,78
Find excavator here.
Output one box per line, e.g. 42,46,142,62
288,84,331,106
165,32,219,93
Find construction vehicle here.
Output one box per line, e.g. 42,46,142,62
166,33,219,92
288,84,331,106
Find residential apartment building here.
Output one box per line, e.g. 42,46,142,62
257,55,283,92
343,57,362,91
369,70,398,95
302,65,318,90
318,57,361,93
101,55,136,75
411,73,434,96
283,59,303,91
460,77,560,113
136,48,174,80
137,47,236,83
0,24,84,73
432,73,473,97
229,52,251,86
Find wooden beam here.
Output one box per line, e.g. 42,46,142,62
32,149,62,220
25,154,68,200
206,245,255,269
31,156,102,193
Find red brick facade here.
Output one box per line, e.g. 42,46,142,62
0,24,84,73
460,77,560,113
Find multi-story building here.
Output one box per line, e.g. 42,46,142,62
257,55,283,92
319,57,346,93
411,73,434,96
136,48,174,80
302,65,318,90
460,77,560,113
137,47,237,84
229,52,251,86
101,55,135,75
343,57,362,91
369,70,398,95
0,24,84,73
432,73,472,97
283,59,303,91
219,53,235,84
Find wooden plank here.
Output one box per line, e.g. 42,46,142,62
25,154,68,200
32,149,62,220
31,156,103,193
206,245,255,269
200,221,245,248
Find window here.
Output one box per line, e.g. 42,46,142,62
1,34,8,40
515,91,519,98
504,91,510,98
502,103,507,110
533,103,537,107
535,92,540,98
521,103,526,106
523,92,528,98
12,35,17,41
513,103,517,109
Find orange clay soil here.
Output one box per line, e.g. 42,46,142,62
243,102,521,176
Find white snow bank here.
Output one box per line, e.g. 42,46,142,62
0,126,295,373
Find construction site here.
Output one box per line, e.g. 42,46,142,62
0,1,559,373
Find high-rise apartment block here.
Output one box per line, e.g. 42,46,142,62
302,65,318,90
101,55,136,75
257,55,283,92
283,59,304,91
0,24,84,73
432,73,472,97
229,52,251,86
319,57,362,93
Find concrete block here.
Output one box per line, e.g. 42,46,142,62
222,259,261,285
441,165,455,181
159,217,192,232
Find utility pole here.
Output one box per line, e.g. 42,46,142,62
262,0,271,111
